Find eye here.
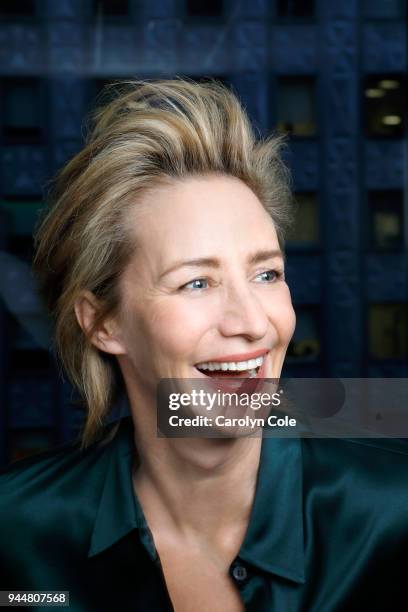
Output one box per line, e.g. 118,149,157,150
254,269,283,283
180,278,209,291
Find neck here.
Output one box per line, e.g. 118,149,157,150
132,429,262,556
122,372,263,560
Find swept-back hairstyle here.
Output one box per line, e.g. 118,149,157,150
32,78,293,448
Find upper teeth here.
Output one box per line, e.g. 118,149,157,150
196,356,264,371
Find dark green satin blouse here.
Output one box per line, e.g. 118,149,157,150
1,415,408,611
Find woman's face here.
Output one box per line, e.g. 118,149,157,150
114,175,296,398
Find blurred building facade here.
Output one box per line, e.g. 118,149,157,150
0,0,407,465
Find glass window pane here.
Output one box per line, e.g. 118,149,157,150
0,0,35,17
277,77,316,136
92,77,118,102
277,0,315,18
186,0,223,17
369,303,408,360
93,0,129,16
89,77,132,111
9,348,51,371
1,199,44,236
286,307,320,362
364,75,406,138
4,82,39,127
369,191,404,249
10,310,49,353
182,74,230,87
287,192,319,244
362,0,405,19
1,79,42,143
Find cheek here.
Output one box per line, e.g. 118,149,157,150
284,303,297,343
266,286,296,345
144,298,212,358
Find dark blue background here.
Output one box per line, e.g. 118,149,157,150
0,0,407,466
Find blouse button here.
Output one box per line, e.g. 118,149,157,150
231,564,248,582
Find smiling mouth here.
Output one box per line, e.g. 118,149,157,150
195,355,265,378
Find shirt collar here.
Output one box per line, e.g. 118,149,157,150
238,435,306,584
88,417,306,584
88,417,138,558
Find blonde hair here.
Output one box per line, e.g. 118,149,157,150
32,78,293,448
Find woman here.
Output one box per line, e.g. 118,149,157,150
1,79,407,612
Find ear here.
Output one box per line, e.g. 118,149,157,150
74,290,126,356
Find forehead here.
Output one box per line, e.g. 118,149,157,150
126,175,279,265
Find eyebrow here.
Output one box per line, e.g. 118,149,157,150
159,249,284,279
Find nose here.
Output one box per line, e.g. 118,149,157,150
217,282,269,340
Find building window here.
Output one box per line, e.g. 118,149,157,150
0,79,43,144
287,192,319,246
369,303,408,360
182,74,230,87
1,197,43,262
0,0,36,17
92,77,116,101
277,0,315,18
368,191,404,250
93,0,129,17
277,76,316,137
364,75,406,138
186,0,224,18
9,316,51,365
286,307,320,362
5,236,35,263
1,198,44,237
9,347,51,372
88,77,131,111
362,0,405,19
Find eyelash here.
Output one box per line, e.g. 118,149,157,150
179,269,284,291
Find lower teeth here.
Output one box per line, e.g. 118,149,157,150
197,367,260,377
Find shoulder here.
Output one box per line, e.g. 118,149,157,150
301,436,408,514
300,437,408,568
301,435,408,464
0,419,123,556
0,422,116,495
